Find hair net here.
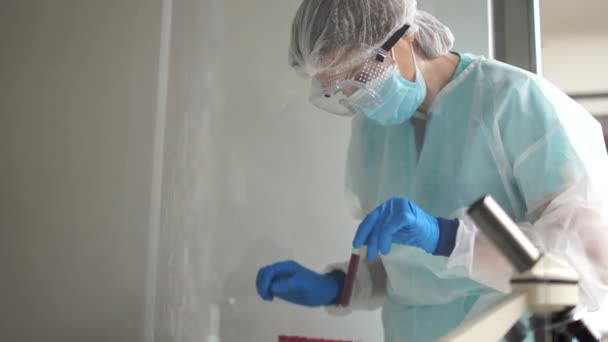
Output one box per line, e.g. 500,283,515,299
288,0,455,77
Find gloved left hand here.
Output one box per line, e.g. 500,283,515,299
353,197,459,260
256,260,345,307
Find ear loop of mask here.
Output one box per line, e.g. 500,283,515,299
390,35,419,83
409,40,420,81
390,38,428,120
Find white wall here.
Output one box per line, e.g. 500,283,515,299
148,0,225,340
542,34,608,116
0,1,163,341
420,0,492,56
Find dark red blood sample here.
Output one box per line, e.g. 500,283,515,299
339,251,361,307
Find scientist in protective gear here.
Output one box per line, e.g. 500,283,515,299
255,0,608,340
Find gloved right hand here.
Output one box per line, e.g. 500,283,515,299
256,260,345,307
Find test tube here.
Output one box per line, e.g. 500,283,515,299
339,248,361,307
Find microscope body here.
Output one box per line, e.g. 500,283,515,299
439,196,599,342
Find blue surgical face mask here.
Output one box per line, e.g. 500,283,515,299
348,66,427,126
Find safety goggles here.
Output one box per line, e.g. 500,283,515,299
309,24,410,116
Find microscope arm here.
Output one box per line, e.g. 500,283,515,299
439,292,528,342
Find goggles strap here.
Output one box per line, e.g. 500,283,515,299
375,24,411,63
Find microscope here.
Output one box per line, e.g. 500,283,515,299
440,196,601,342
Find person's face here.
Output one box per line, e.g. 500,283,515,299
315,33,417,89
308,34,419,115
308,51,397,115
314,48,398,96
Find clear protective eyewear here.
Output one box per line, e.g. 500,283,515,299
308,24,410,116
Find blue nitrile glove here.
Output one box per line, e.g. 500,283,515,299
256,260,345,307
353,197,459,260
